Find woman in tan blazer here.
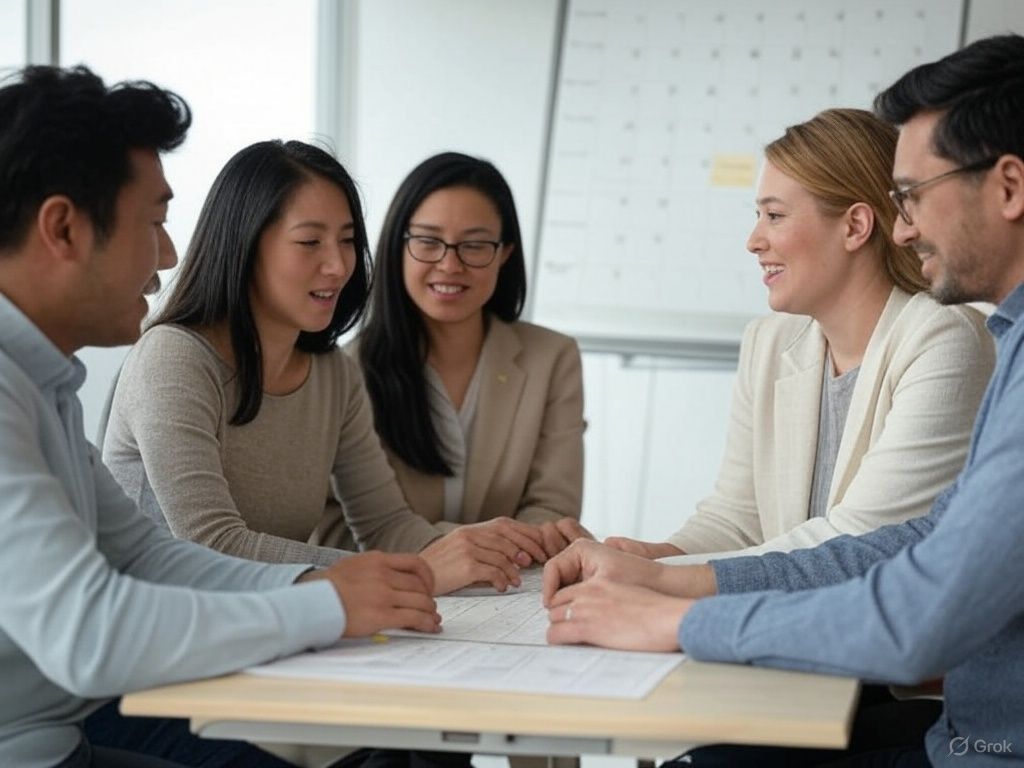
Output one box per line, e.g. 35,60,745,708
607,109,994,559
316,153,588,593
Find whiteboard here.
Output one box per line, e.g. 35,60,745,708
531,0,966,359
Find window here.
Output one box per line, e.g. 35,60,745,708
0,0,26,73
60,0,319,439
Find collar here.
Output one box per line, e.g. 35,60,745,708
987,282,1024,340
0,290,86,395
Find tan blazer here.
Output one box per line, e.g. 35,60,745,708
312,319,584,551
668,288,995,556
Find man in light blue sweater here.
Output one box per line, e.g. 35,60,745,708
544,35,1024,768
0,66,439,768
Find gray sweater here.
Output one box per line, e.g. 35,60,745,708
680,282,1024,767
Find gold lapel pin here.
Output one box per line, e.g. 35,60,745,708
497,373,508,383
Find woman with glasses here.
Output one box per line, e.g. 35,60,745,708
311,152,589,593
605,109,994,561
100,140,541,597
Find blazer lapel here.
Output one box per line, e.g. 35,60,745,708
773,319,826,529
827,287,910,507
462,321,525,523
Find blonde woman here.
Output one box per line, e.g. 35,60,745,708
607,109,994,559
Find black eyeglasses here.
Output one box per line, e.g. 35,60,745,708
404,234,503,268
889,156,999,226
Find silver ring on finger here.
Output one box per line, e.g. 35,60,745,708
565,606,573,622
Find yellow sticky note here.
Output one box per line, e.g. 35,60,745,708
710,154,757,187
371,634,389,644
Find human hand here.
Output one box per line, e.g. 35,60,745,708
541,538,670,606
308,551,440,637
546,579,691,651
532,518,595,560
420,517,548,595
603,536,683,559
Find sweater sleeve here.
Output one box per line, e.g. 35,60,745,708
104,327,348,567
330,354,442,552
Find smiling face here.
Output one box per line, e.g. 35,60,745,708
891,111,999,305
249,174,356,338
747,161,853,318
402,185,512,333
81,148,177,347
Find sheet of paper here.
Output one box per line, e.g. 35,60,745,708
389,569,550,645
247,636,683,699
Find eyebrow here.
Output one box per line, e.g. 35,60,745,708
289,220,355,231
754,195,785,206
407,223,497,237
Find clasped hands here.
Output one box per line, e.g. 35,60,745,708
541,539,716,652
419,516,592,596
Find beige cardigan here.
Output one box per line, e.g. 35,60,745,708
312,319,585,550
668,288,995,556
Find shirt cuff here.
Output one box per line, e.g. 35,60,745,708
266,579,346,652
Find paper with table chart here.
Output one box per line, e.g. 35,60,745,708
246,569,684,698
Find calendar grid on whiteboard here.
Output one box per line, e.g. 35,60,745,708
531,0,966,357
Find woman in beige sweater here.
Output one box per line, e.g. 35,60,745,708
606,109,994,560
101,140,548,595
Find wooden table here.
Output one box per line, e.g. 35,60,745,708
122,659,859,758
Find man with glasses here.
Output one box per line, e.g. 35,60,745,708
543,33,1024,768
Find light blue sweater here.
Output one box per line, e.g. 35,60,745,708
0,292,345,768
681,282,1024,767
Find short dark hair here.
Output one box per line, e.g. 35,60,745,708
874,34,1024,165
151,140,372,425
359,152,527,475
0,65,190,251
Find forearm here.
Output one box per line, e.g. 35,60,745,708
711,510,936,594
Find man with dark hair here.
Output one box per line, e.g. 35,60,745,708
0,66,439,768
543,34,1024,768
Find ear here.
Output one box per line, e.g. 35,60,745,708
35,195,95,265
993,154,1024,223
843,202,875,252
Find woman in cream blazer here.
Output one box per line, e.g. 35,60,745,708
607,109,994,559
313,153,587,587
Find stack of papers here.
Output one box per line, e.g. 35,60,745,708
247,569,683,699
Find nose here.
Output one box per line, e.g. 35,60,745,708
322,243,351,279
892,215,918,247
158,226,177,270
436,244,465,272
746,220,767,254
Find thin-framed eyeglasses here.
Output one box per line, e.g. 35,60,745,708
404,234,503,268
889,156,999,226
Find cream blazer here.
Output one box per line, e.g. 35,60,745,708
312,319,585,551
667,288,995,557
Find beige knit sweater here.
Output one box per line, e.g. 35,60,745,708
101,325,441,566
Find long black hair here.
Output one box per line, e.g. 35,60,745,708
359,152,527,475
151,140,371,425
